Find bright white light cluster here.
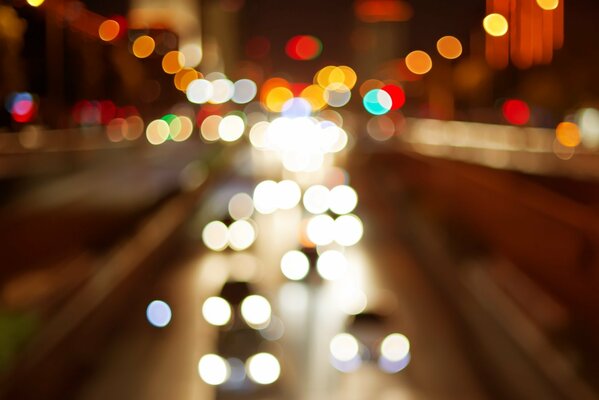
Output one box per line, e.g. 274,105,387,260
329,332,411,374
187,78,256,105
303,184,358,215
197,352,281,386
200,114,246,143
253,179,302,214
202,219,257,251
249,117,348,172
306,214,363,247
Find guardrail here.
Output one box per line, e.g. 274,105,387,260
399,118,599,181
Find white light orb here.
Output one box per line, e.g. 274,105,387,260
209,79,235,104
276,180,302,210
180,43,203,67
218,115,245,142
202,296,232,326
303,185,330,214
228,219,256,251
329,185,358,215
246,353,281,385
249,121,270,149
202,221,229,251
380,333,410,362
329,333,360,362
232,79,258,104
228,193,254,220
186,79,213,104
316,250,348,281
241,295,272,327
198,354,230,385
334,214,363,246
280,250,310,280
253,180,279,214
306,214,335,246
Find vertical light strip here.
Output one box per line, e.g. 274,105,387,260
487,0,563,69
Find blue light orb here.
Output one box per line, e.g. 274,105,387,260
146,300,172,328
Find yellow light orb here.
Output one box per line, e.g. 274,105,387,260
26,0,44,6
436,36,463,60
483,13,509,37
265,87,293,112
315,65,336,88
339,66,358,89
536,0,559,11
556,122,581,148
328,67,346,86
300,84,327,111
162,51,185,74
132,35,155,58
405,50,432,75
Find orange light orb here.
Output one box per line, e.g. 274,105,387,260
405,50,432,75
98,20,120,42
436,36,463,60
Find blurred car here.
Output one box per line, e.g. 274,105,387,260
202,280,273,330
329,311,411,374
198,282,283,394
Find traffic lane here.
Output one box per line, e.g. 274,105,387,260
74,213,401,399
350,159,491,400
0,141,210,306
77,249,213,400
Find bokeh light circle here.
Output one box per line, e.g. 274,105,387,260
483,13,509,37
229,193,254,220
381,85,405,110
233,79,258,104
228,220,256,251
502,99,530,125
363,89,392,115
405,50,432,75
536,0,559,11
303,185,330,214
146,300,172,328
317,250,348,281
246,353,280,385
241,295,272,327
187,79,213,104
98,20,120,42
330,333,360,362
132,35,155,58
202,297,232,326
280,250,310,281
218,114,245,142
198,354,230,385
306,214,335,246
556,122,580,148
436,36,463,60
329,185,358,215
202,221,229,251
162,51,185,74
334,214,363,246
